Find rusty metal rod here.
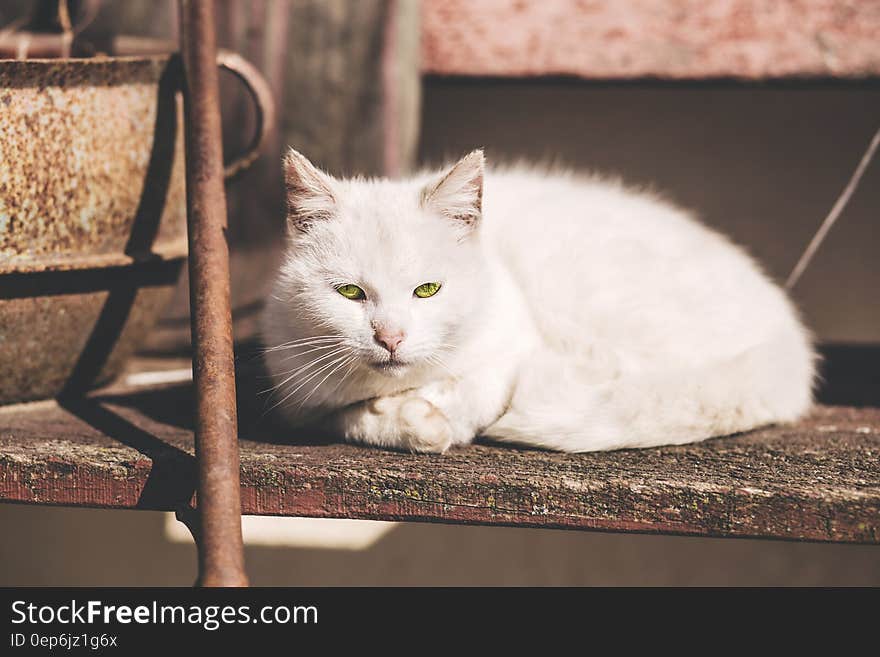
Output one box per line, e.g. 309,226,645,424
178,0,247,587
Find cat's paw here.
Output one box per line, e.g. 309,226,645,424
397,397,453,454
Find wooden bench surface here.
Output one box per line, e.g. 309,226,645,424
1,348,878,545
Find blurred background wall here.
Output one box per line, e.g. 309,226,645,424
3,503,880,586
1,0,878,585
422,80,880,344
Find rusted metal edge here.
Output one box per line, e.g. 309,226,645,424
0,55,170,65
0,241,188,275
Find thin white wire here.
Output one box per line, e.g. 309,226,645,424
785,126,880,290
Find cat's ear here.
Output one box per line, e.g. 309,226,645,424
283,148,337,232
421,149,484,233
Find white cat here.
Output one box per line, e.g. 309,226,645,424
261,148,815,453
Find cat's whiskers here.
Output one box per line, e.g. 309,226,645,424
260,335,340,354
262,350,344,391
250,338,341,371
262,338,332,353
264,342,341,366
426,353,457,379
272,339,340,351
263,334,339,347
278,342,343,363
267,350,353,413
259,346,350,395
297,354,358,409
325,356,359,398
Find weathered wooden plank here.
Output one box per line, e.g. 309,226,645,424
422,0,880,80
1,374,878,543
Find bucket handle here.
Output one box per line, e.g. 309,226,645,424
216,49,276,180
90,35,276,179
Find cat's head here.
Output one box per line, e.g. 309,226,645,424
270,148,487,378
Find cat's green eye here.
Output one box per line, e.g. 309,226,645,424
413,282,442,298
337,284,365,300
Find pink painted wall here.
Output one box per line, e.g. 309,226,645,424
422,0,880,79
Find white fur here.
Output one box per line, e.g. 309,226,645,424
261,149,815,453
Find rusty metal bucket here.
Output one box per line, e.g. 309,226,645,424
0,52,272,404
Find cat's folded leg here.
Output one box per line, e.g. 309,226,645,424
326,393,454,454
325,364,515,454
415,371,515,447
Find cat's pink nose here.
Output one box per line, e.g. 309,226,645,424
374,329,405,354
